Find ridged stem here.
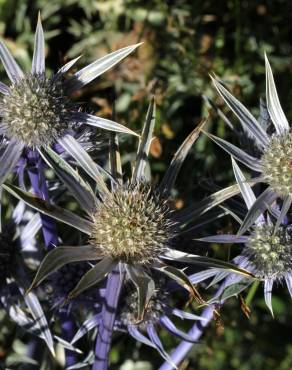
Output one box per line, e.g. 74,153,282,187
93,264,125,370
27,150,58,250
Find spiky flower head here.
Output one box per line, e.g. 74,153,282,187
261,132,292,198
1,73,76,148
0,13,140,187
90,185,176,265
209,55,292,231
244,225,292,279
119,286,169,327
0,73,76,148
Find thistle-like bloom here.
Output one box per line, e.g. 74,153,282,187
0,14,139,186
193,158,292,315
208,55,292,236
3,99,252,318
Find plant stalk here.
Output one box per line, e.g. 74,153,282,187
93,264,125,370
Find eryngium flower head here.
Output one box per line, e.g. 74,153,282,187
194,161,292,315
0,14,139,187
119,285,169,327
244,225,292,279
8,100,251,319
1,73,75,147
90,185,175,264
261,132,292,197
210,54,292,231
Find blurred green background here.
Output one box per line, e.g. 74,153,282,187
0,0,292,369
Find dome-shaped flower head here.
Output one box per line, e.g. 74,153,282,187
0,13,139,186
194,158,292,315
3,99,253,321
207,55,292,235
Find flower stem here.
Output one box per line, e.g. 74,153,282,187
27,150,58,250
93,264,125,370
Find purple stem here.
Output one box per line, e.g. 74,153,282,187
27,150,58,250
158,282,227,370
93,264,125,370
27,149,76,366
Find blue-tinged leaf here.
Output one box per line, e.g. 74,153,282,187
238,187,278,236
208,280,251,303
160,316,198,343
71,112,139,137
159,119,206,195
162,249,254,278
274,195,291,233
126,266,155,321
66,43,142,91
58,134,110,197
175,182,256,224
31,13,45,74
109,133,122,185
196,234,249,243
265,54,289,134
132,97,155,182
0,141,24,186
0,40,24,82
154,262,203,302
20,213,41,248
29,245,102,291
71,314,101,344
3,183,93,234
0,81,9,94
128,324,156,348
57,55,82,75
147,324,178,369
68,257,116,299
54,336,83,354
23,290,55,356
39,147,97,215
232,157,257,210
205,131,262,172
189,269,219,284
211,76,269,147
172,308,207,321
285,276,292,298
264,279,274,316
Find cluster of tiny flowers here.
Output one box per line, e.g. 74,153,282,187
119,287,169,327
261,132,292,197
0,73,75,147
90,185,176,264
244,225,292,279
